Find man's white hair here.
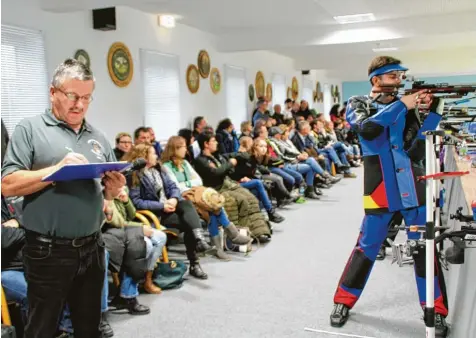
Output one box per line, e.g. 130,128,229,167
51,58,95,88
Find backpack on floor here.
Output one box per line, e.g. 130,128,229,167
152,260,187,290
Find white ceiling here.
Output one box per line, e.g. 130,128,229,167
40,0,476,79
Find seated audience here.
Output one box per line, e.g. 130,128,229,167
147,127,163,158
313,121,357,175
114,132,133,160
282,99,293,121
325,121,360,166
192,116,207,139
161,136,251,261
178,128,195,163
271,104,285,125
216,118,239,154
329,104,342,122
240,121,253,140
134,126,151,145
253,125,308,195
200,130,286,223
255,136,320,200
124,144,216,279
293,121,355,177
252,99,269,126
106,187,167,294
194,131,272,241
269,126,339,187
237,137,295,206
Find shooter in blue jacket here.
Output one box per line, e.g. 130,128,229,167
330,56,448,337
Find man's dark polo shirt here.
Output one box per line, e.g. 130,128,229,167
2,110,116,238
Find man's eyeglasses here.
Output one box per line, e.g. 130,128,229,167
56,88,93,103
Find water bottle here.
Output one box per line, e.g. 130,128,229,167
299,184,305,196
459,140,468,157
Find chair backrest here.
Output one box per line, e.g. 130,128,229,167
1,285,12,326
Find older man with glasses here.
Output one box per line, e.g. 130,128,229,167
2,59,125,338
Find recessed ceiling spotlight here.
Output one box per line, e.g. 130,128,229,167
334,13,376,24
158,15,176,28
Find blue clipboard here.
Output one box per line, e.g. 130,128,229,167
41,162,132,182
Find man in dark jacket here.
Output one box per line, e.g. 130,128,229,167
215,118,239,155
195,131,285,223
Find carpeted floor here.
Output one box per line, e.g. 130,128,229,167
109,168,433,338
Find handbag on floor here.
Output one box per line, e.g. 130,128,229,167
152,260,187,290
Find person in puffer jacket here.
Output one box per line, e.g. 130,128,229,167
161,136,251,261
194,131,273,242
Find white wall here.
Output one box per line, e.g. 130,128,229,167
2,1,308,142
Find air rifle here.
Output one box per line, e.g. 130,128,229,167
372,80,476,97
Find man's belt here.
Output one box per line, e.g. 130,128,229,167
26,230,100,248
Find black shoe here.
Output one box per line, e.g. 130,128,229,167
277,197,293,208
324,173,341,184
330,303,350,327
314,187,323,195
189,262,208,279
254,234,271,244
376,245,386,260
435,313,449,338
110,296,150,315
268,210,285,223
100,312,114,337
305,186,320,200
316,182,331,189
192,228,217,255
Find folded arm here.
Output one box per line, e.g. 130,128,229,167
346,97,408,141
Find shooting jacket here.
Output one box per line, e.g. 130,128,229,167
346,96,442,214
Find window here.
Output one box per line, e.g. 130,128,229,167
140,49,181,141
272,73,286,108
225,65,247,125
323,83,332,118
1,25,48,135
302,78,314,109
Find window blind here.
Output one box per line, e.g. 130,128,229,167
140,49,181,141
1,25,48,135
272,73,286,108
302,78,314,109
225,65,247,125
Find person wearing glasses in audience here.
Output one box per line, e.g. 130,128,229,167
114,132,133,160
1,59,125,338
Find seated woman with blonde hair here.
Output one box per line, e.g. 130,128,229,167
161,136,251,261
103,187,166,294
123,143,216,279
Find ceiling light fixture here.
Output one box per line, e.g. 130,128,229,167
372,47,399,52
158,15,176,28
334,13,376,24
